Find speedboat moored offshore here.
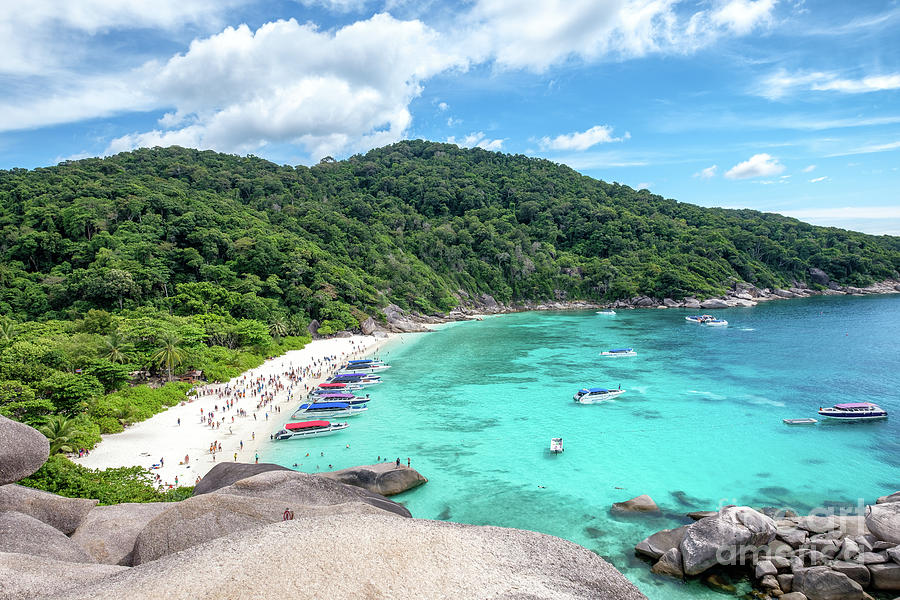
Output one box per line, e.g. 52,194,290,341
600,348,637,357
702,319,728,327
574,387,626,403
685,315,715,323
291,402,368,419
274,420,349,440
817,403,888,421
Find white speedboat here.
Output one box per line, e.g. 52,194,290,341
685,315,715,323
596,310,616,315
550,438,564,453
600,348,636,357
703,319,728,327
818,403,888,421
274,420,349,440
291,401,368,419
574,387,626,403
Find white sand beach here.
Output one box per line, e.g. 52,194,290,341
76,334,393,489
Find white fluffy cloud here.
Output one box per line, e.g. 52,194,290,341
725,153,785,179
104,16,468,159
462,0,777,71
694,164,718,178
447,132,504,151
809,176,828,183
538,125,628,151
759,69,900,99
801,164,816,172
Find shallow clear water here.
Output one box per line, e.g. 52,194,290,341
265,294,900,599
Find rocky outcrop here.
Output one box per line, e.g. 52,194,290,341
877,491,900,504
868,562,900,590
651,547,683,578
866,502,900,543
0,511,94,563
193,462,291,495
359,316,376,335
70,502,170,565
383,303,431,332
307,319,320,336
0,552,127,600
699,298,729,309
611,494,660,514
0,416,49,485
635,525,689,560
793,565,863,600
809,268,830,286
0,484,97,535
319,463,427,496
680,506,776,574
54,514,648,600
132,492,388,565
213,469,412,518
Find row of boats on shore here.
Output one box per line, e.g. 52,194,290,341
272,358,391,440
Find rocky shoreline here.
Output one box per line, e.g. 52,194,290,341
617,492,900,600
0,415,646,600
361,272,900,334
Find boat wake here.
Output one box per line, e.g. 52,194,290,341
739,327,756,332
687,390,726,400
746,396,786,408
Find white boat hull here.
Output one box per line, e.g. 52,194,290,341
575,389,625,403
291,407,368,419
599,351,636,357
275,423,349,440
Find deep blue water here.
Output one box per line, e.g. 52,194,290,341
266,294,900,599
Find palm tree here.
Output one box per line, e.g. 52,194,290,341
104,330,129,364
111,404,139,427
151,333,185,382
37,415,84,455
0,317,16,342
269,317,288,341
287,313,308,336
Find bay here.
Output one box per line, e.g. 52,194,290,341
265,294,900,599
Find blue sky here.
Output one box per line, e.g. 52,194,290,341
2,1,899,234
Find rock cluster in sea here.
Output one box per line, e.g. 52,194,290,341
633,494,900,599
0,419,646,600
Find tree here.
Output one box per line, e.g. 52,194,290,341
38,372,104,416
0,379,55,423
104,331,130,364
37,414,85,454
269,317,287,341
0,318,16,342
151,333,185,382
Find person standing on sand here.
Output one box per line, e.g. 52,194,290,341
234,452,237,461
396,457,400,467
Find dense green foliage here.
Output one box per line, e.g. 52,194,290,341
20,454,193,504
1,141,896,326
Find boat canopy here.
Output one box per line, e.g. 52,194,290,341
610,348,633,353
318,393,356,399
834,403,875,409
587,387,609,393
334,373,366,378
348,359,375,363
285,420,330,430
299,402,351,410
318,383,346,388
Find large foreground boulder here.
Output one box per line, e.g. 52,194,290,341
71,502,170,565
700,298,729,309
320,463,427,496
214,469,412,518
0,415,49,485
868,562,900,590
877,491,900,504
793,566,863,600
0,552,126,600
611,494,660,514
131,492,388,565
0,511,94,563
0,484,97,535
680,506,776,575
192,462,291,495
866,502,900,543
54,514,647,600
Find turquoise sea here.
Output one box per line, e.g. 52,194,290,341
265,295,900,599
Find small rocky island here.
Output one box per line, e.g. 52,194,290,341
0,415,647,599
622,492,900,599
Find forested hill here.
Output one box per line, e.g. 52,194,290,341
1,141,898,329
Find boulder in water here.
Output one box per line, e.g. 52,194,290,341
650,547,683,578
635,525,689,560
679,506,776,575
319,463,427,496
866,502,900,543
611,494,660,514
